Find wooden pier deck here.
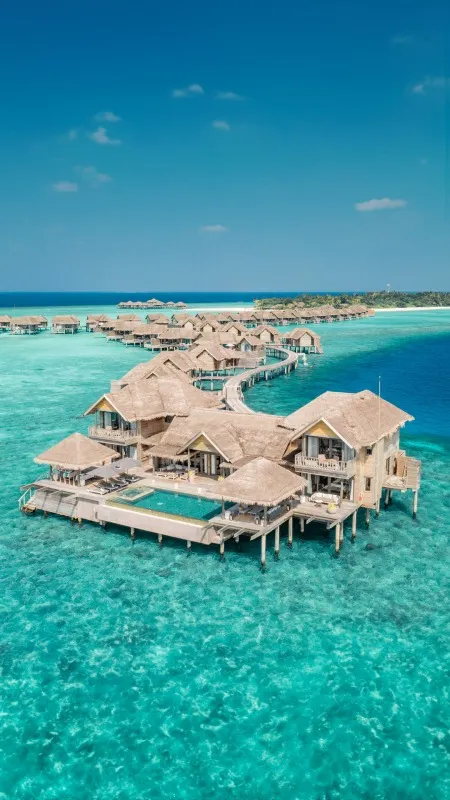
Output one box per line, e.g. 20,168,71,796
224,346,299,413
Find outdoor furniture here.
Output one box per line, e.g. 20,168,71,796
310,492,340,506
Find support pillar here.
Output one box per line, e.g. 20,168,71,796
288,516,293,548
384,489,390,509
220,539,225,560
413,490,419,519
130,527,135,541
351,511,357,540
365,508,370,528
339,522,344,543
187,540,191,552
261,534,266,568
300,517,305,535
335,524,341,553
274,526,280,558
375,499,380,518
158,533,163,547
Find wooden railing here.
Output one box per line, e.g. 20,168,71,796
88,426,137,441
295,454,356,476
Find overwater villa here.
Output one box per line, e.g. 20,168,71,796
51,315,81,334
281,327,323,353
0,315,11,332
85,376,222,461
117,298,187,309
252,324,280,344
10,315,48,334
86,314,112,332
21,355,420,562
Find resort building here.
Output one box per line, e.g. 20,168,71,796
188,343,240,375
86,314,111,332
0,315,11,332
252,324,280,344
281,328,323,353
22,350,420,561
85,377,222,462
51,315,81,334
10,315,48,334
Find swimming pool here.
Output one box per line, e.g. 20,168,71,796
116,489,227,521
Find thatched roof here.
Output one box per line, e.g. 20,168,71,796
283,390,414,449
153,408,292,464
85,376,221,422
35,433,119,470
282,327,320,341
145,314,169,324
218,457,307,506
117,313,141,321
253,324,280,337
52,315,80,325
0,315,11,323
87,314,110,323
119,351,195,386
189,343,238,363
11,315,47,325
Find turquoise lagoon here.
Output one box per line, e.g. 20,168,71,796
0,309,449,798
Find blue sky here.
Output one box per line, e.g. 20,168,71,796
0,0,448,291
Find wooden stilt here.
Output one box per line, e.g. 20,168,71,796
261,534,266,568
339,522,344,543
375,499,380,517
288,516,293,547
365,508,370,528
351,511,357,540
335,524,341,553
300,517,305,534
158,533,163,547
219,540,225,559
187,540,191,552
384,489,389,509
413,490,419,519
274,526,280,558
130,527,135,541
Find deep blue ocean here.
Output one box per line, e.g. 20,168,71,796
0,303,449,798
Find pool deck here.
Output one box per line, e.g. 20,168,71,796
21,473,358,562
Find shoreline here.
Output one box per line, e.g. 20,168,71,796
374,306,450,313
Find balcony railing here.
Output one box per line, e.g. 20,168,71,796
295,454,356,477
89,425,138,441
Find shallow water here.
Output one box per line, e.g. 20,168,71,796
1,310,450,798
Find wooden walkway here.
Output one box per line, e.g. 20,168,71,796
223,346,298,413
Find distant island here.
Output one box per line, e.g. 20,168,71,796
255,291,450,309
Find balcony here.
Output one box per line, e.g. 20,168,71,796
88,425,138,443
294,454,356,478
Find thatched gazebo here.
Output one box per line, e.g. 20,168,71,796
219,457,306,512
35,433,119,484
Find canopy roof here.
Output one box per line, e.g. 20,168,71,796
219,457,306,506
119,351,196,386
35,433,118,470
283,390,413,449
52,315,80,324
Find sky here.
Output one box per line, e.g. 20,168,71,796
0,0,449,292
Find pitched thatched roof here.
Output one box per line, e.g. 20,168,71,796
222,321,247,334
0,315,11,323
35,433,119,470
282,327,320,342
116,313,141,321
145,314,169,324
11,315,48,325
85,377,221,422
253,324,280,337
283,390,414,449
52,315,80,325
218,457,307,506
152,408,292,464
119,351,195,386
189,343,238,363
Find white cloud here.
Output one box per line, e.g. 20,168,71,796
88,126,122,145
95,111,121,122
355,198,407,212
200,224,229,232
52,181,78,193
391,34,415,45
172,83,204,98
77,166,112,187
216,91,245,101
412,76,448,94
212,120,230,131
